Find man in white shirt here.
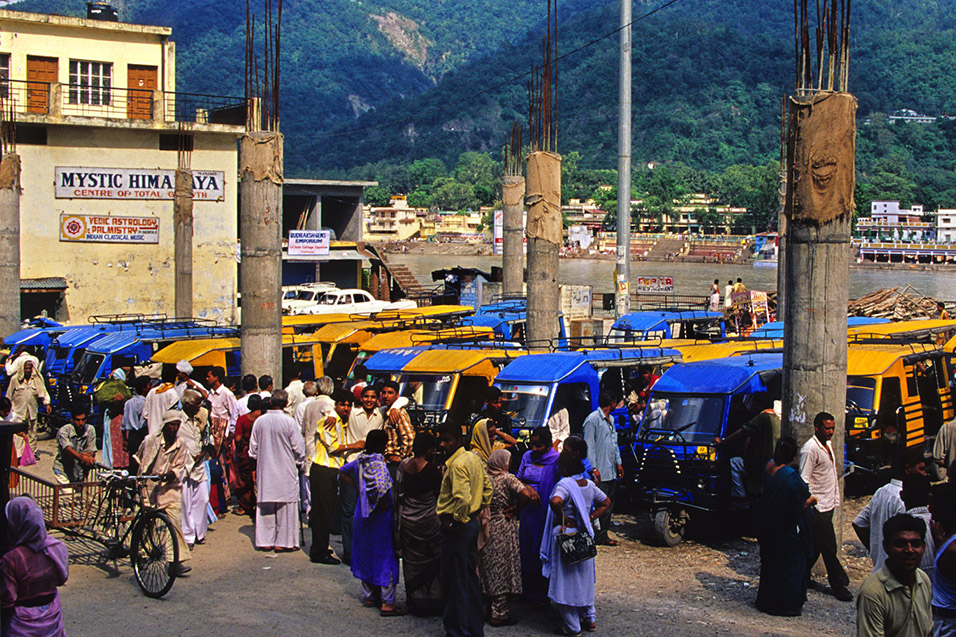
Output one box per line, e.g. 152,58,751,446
236,374,258,417
295,381,318,429
853,469,905,572
799,411,853,601
284,369,306,416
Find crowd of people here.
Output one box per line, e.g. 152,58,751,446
5,348,956,636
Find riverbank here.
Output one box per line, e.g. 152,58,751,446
379,241,956,272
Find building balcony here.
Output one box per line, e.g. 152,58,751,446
1,78,246,132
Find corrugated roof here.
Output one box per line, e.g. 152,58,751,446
652,353,782,394
20,277,67,290
403,348,524,374
847,343,940,375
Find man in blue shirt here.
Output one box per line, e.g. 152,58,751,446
583,390,623,546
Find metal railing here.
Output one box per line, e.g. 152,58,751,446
0,79,244,126
11,468,108,530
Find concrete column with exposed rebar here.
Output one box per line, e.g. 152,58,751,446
525,151,561,347
174,168,193,318
239,131,283,381
615,0,632,317
0,154,20,336
781,92,855,453
502,175,525,296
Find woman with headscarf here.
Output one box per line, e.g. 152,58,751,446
340,429,405,617
233,393,262,518
395,431,443,615
516,426,560,606
1,497,69,636
469,418,512,464
95,367,132,470
539,446,610,636
479,448,534,626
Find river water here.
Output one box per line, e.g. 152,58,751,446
392,253,956,301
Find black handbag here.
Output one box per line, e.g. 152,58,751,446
556,513,597,565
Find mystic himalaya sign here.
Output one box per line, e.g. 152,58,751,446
60,214,159,244
54,167,225,201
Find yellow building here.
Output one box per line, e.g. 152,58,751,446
0,8,244,322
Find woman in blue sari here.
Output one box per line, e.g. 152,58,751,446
753,436,816,616
517,426,561,605
340,429,405,617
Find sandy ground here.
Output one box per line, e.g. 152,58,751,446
16,438,870,637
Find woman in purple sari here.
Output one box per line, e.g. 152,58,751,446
517,426,560,605
340,429,406,617
1,497,69,636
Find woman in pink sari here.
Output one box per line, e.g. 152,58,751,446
1,497,69,636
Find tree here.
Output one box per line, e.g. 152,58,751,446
454,151,500,206
408,158,447,191
431,178,478,211
713,162,780,231
407,188,432,209
364,186,392,207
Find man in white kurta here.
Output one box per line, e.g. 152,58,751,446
179,390,212,546
143,381,181,437
7,358,50,450
249,389,306,551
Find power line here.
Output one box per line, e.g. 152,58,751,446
309,0,684,142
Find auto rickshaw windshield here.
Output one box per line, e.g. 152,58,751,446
846,377,877,413
400,374,455,411
640,394,725,444
496,383,551,429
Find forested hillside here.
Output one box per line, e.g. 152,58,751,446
12,0,956,218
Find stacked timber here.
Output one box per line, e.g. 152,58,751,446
847,286,941,320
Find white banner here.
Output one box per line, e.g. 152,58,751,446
60,214,159,244
636,276,675,294
493,210,503,256
55,167,225,201
288,230,331,258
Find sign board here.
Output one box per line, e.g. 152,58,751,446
750,290,770,323
59,213,159,244
288,230,331,259
55,167,225,201
731,291,752,308
636,276,674,294
493,210,503,256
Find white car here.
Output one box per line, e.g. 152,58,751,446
298,288,417,315
282,282,338,315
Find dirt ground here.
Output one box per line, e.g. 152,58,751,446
17,439,870,636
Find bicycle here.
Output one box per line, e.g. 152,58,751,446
58,464,181,598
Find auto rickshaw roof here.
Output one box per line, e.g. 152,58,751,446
651,353,783,394
848,318,956,340
362,347,430,373
152,333,325,364
749,316,891,339
402,348,525,375
496,348,682,384
610,310,723,333
673,339,781,363
847,342,943,376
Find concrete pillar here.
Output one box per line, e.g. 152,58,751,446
174,168,193,318
525,151,561,347
782,92,856,544
502,175,525,296
0,154,20,336
776,167,787,312
239,131,283,381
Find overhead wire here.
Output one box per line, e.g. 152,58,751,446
307,0,684,142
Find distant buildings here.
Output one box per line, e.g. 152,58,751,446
856,200,956,263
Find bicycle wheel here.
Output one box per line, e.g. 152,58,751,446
130,511,179,598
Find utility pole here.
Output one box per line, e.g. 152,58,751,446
782,0,854,552
174,126,193,318
615,0,632,317
502,125,525,297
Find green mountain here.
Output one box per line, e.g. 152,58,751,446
13,0,956,214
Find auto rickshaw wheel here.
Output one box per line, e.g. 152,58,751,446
654,508,687,547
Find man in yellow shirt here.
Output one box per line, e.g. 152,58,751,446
437,422,492,636
309,388,353,565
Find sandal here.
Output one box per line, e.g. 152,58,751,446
379,607,407,617
362,600,379,608
602,539,620,547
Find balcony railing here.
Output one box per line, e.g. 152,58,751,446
0,78,245,126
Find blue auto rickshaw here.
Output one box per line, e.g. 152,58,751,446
630,353,782,545
606,310,726,344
